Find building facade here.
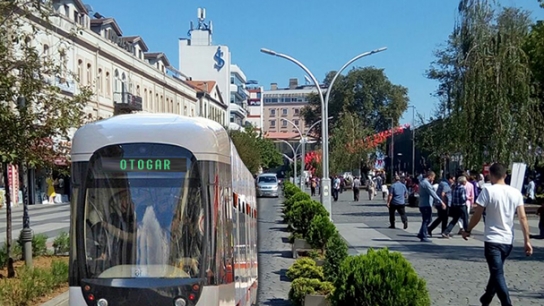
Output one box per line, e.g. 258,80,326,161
3,0,228,206
263,79,327,140
246,87,263,134
179,8,249,130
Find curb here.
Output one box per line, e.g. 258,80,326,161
41,290,69,306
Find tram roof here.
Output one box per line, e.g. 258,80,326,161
71,114,231,163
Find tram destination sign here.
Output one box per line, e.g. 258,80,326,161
101,158,187,172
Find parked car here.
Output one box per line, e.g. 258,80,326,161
256,173,279,198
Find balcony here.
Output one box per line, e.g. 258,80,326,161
113,92,143,114
230,84,249,101
45,75,77,95
228,102,247,118
230,64,247,84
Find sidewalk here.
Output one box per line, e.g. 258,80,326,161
312,189,544,306
41,291,68,306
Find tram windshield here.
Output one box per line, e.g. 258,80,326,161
82,143,204,279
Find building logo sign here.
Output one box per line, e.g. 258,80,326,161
214,46,225,71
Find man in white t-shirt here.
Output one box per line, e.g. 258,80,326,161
462,163,532,306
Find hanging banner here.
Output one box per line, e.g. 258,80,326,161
7,164,19,206
510,162,526,192
374,151,385,170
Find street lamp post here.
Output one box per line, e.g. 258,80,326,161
279,118,305,189
409,105,416,176
16,96,33,268
278,140,298,184
389,118,394,182
261,47,387,220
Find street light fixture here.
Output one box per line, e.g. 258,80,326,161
261,47,386,221
16,96,33,268
277,140,299,184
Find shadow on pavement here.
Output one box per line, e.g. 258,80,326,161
261,298,292,306
259,250,293,259
269,227,289,232
342,211,421,218
273,268,291,282
354,203,388,207
281,237,290,244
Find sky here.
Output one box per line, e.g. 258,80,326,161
86,0,544,125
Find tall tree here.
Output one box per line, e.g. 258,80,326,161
229,125,283,174
301,67,409,140
1,0,93,275
329,109,373,174
424,0,542,169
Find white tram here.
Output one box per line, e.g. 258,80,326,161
68,114,258,306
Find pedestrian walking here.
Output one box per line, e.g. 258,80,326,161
462,163,533,306
367,177,375,201
442,175,470,238
428,174,454,236
352,176,361,201
332,176,340,201
386,175,408,229
381,183,389,200
417,171,445,242
310,178,317,196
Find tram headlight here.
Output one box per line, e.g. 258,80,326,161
97,298,108,306
174,298,187,306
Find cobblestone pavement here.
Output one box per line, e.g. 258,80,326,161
322,189,544,306
257,196,293,306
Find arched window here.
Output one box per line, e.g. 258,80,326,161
86,63,92,85
143,88,147,109
97,68,102,93
105,72,110,96
114,69,119,93
136,85,140,96
77,59,83,82
121,73,126,93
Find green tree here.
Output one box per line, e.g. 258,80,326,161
301,67,409,140
424,0,543,169
1,0,93,275
329,109,373,174
229,125,283,174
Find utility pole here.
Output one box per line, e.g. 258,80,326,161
410,105,416,176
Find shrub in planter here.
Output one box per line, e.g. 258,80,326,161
288,232,304,244
284,192,311,223
305,215,337,252
286,257,324,281
53,232,70,255
284,191,311,212
288,278,334,306
330,248,431,306
290,200,329,235
17,233,48,257
322,232,348,283
284,185,300,200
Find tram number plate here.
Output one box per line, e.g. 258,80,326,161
131,266,148,278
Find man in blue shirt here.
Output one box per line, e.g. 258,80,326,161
418,171,445,242
387,175,409,229
428,174,454,236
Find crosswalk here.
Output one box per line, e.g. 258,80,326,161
0,203,70,246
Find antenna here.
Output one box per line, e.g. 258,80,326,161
198,8,206,20
209,20,213,34
190,21,193,31
304,75,311,85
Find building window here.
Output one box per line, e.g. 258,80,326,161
63,4,69,16
105,72,110,96
270,109,275,117
294,108,300,116
270,120,275,127
282,108,288,116
144,88,147,108
294,119,299,126
77,59,82,82
97,68,102,93
136,85,140,96
86,63,92,85
282,120,287,127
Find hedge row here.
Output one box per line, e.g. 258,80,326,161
281,181,431,306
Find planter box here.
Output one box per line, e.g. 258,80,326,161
292,238,313,259
304,294,330,306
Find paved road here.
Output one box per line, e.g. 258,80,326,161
326,189,544,306
0,203,70,246
257,196,293,306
